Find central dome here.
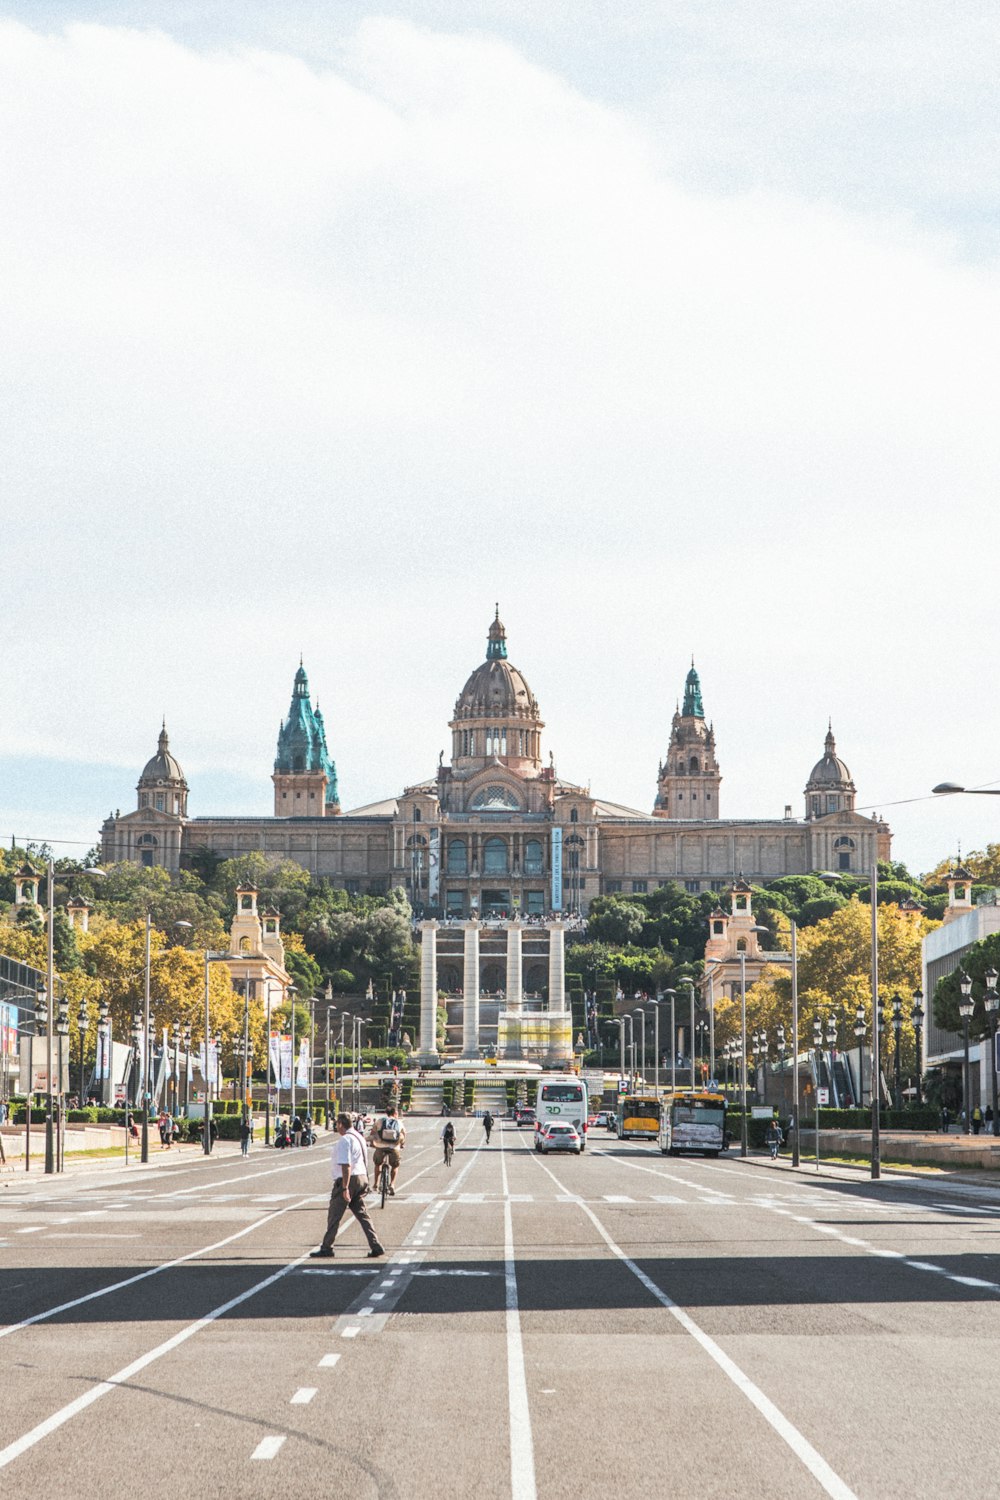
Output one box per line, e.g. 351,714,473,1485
453,610,539,723
449,610,544,775
140,724,186,786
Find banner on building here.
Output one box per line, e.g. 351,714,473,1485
296,1040,310,1089
0,1001,17,1058
551,827,563,912
273,1034,292,1090
428,828,441,904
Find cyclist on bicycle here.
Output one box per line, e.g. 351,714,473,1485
370,1103,406,1196
441,1118,456,1165
764,1118,783,1160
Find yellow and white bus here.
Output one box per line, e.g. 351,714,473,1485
616,1094,661,1140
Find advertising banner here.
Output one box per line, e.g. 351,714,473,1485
550,827,563,912
1,1001,17,1058
428,827,441,904
296,1040,310,1089
277,1035,293,1090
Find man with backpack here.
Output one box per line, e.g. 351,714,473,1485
482,1109,494,1144
370,1102,406,1196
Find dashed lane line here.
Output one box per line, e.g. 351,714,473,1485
499,1128,538,1500
531,1150,858,1500
250,1436,286,1461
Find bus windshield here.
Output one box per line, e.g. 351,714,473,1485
674,1105,725,1127
540,1085,584,1103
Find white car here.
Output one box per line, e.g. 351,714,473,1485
538,1123,582,1155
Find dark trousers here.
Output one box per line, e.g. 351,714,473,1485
320,1175,383,1252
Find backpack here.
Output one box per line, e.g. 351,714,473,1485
380,1115,402,1144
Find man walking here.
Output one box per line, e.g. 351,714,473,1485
310,1113,385,1260
483,1109,494,1144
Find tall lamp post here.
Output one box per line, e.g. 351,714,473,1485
652,995,663,1095
663,988,677,1092
958,970,974,1135
77,1000,89,1107
96,999,110,1112
911,990,924,1105
633,1008,646,1087
891,994,903,1109
854,1004,866,1105
984,968,999,1137
182,1022,192,1114
171,1021,181,1115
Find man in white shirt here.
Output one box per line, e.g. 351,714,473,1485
310,1113,385,1259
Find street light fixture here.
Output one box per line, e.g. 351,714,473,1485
76,1000,89,1108
633,1007,646,1087
983,968,999,1137
96,998,110,1109
958,970,975,1135
854,1004,866,1105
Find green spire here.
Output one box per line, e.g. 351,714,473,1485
682,659,704,718
486,604,508,661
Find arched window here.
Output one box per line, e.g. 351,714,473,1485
713,920,724,935
570,808,578,823
239,936,251,953
447,839,468,875
413,807,422,822
524,839,543,875
155,794,165,812
483,837,508,875
137,832,158,869
241,894,253,910
736,938,747,952
689,757,700,775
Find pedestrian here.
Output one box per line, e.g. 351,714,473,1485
309,1112,385,1260
291,1113,303,1147
972,1105,983,1136
940,1106,950,1134
240,1115,253,1156
986,1105,994,1133
483,1110,494,1144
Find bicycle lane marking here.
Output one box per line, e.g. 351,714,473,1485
0,1195,322,1344
499,1129,538,1500
531,1151,858,1500
606,1153,1000,1297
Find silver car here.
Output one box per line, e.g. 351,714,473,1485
539,1123,582,1155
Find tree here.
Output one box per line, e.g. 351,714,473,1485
932,931,1000,1040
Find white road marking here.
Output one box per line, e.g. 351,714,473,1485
603,1195,634,1203
250,1436,286,1460
318,1354,340,1368
370,1292,385,1300
499,1133,537,1500
0,1198,316,1344
341,1327,360,1338
289,1388,317,1405
0,1249,311,1472
534,1153,859,1500
16,1227,45,1235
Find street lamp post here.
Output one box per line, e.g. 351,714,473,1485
854,1004,866,1106
958,970,974,1135
891,994,903,1109
663,988,677,1093
739,951,749,1158
911,991,924,1105
140,911,153,1164
652,994,662,1096
790,918,801,1168
96,999,110,1112
682,979,696,1090
55,997,69,1172
77,1000,89,1107
633,1008,646,1087
171,1021,181,1115
813,1016,824,1171
984,968,999,1137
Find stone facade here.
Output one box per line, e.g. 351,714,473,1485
101,611,891,906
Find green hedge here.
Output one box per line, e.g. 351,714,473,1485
803,1106,940,1132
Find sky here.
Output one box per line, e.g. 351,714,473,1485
2,2,999,876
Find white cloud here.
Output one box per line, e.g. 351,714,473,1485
0,15,998,873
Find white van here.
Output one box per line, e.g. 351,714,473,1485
534,1077,588,1151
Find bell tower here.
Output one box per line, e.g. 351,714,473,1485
272,660,340,817
654,661,721,819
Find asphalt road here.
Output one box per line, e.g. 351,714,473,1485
2,1119,1000,1499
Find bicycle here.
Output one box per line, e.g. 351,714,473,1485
378,1158,391,1209
443,1139,454,1167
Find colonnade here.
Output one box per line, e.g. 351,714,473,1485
416,918,568,1064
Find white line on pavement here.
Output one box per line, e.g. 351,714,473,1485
499,1132,537,1500
318,1353,340,1368
532,1152,859,1500
250,1436,286,1461
289,1388,317,1404
0,1197,316,1344
0,1249,312,1472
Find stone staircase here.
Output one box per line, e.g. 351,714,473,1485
408,1080,445,1115
473,1083,509,1117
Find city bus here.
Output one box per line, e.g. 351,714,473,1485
534,1076,589,1150
616,1094,661,1140
658,1090,727,1157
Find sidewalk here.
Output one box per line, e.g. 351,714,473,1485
0,1127,246,1179
795,1128,1000,1172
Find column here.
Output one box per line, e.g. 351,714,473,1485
462,920,480,1060
417,920,440,1066
505,922,523,1012
547,921,566,1012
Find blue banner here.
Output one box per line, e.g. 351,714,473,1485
551,827,563,912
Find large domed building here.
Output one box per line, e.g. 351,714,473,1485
100,610,890,904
